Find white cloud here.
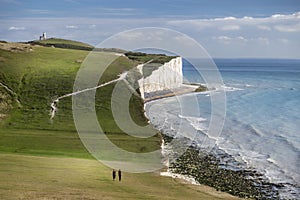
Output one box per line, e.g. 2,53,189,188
167,19,212,30
213,36,271,45
237,36,248,42
271,12,300,20
242,16,254,20
66,25,78,29
256,37,270,45
89,24,96,28
8,26,25,30
174,35,197,46
271,14,286,19
278,38,289,44
212,35,248,44
212,36,232,44
207,12,299,23
219,25,240,31
167,11,300,32
274,23,300,32
213,16,237,21
257,25,271,31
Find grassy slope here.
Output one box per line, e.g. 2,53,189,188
0,154,240,200
29,38,94,51
34,38,93,47
1,45,86,130
0,43,159,152
0,42,241,199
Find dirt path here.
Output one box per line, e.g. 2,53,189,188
50,72,128,119
0,82,21,107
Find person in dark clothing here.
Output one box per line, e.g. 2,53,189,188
112,169,116,181
118,169,122,181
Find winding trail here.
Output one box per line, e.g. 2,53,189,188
50,72,128,120
0,82,21,107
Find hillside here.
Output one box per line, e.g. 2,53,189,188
0,40,241,200
28,38,127,53
0,40,160,154
28,38,94,51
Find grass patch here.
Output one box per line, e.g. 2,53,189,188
0,128,92,159
0,128,161,159
194,84,208,92
0,153,241,200
125,51,176,64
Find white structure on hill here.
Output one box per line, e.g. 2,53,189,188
39,32,47,40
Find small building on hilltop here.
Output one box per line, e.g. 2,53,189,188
39,32,46,40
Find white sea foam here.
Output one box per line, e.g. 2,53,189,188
160,171,200,185
220,85,244,92
267,158,278,165
160,138,200,185
178,114,207,122
227,83,254,88
178,115,208,133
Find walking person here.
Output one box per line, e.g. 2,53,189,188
112,169,116,181
118,169,122,181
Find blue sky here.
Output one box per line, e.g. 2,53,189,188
1,0,300,58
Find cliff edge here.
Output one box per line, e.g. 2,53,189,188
136,57,198,101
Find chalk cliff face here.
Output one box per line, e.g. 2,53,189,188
137,57,183,99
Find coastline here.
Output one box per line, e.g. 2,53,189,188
143,92,282,199
143,84,198,102
160,134,281,199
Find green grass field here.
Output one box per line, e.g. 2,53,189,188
0,41,241,199
0,153,241,200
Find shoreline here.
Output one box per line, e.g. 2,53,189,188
143,92,284,199
159,133,282,199
143,84,199,102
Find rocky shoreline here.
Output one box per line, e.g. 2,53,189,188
143,84,199,102
161,134,284,199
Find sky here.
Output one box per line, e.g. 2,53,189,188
1,0,300,58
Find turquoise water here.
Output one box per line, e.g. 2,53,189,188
146,59,300,198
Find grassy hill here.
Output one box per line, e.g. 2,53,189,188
28,38,94,51
28,38,127,53
0,40,159,154
0,40,241,199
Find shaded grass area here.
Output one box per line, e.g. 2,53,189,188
0,128,160,159
0,153,242,200
0,128,92,159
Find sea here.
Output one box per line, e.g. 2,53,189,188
145,58,300,199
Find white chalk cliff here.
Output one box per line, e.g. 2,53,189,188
137,57,183,99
